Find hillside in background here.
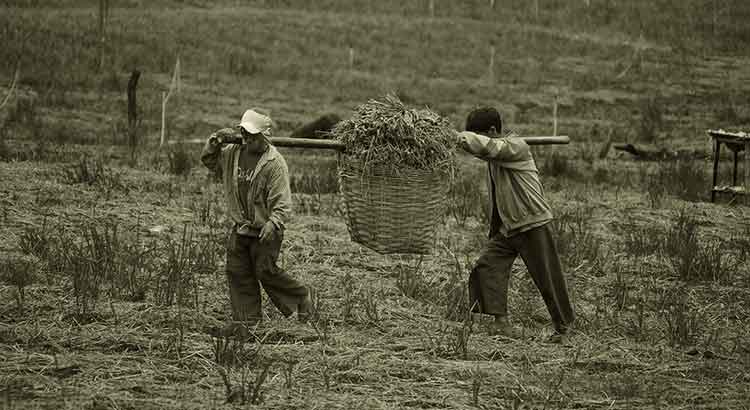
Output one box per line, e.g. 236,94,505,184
1,0,749,148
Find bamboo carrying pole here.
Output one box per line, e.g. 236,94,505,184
174,135,570,150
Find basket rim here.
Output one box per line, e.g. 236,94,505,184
339,154,453,178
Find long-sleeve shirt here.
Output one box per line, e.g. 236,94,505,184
458,131,553,237
201,129,292,233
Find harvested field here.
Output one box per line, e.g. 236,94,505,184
1,1,750,409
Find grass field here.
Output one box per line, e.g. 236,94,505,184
1,1,750,409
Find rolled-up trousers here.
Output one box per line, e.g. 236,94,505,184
225,230,308,322
469,224,575,332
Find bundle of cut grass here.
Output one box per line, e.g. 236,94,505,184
332,94,457,173
333,95,456,255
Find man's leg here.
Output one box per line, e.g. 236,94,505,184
225,231,262,324
516,224,576,336
250,234,309,318
469,234,518,334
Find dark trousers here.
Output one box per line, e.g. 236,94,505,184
469,224,575,332
225,230,308,321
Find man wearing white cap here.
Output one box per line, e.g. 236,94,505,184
201,109,313,334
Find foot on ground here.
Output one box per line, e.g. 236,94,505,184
219,321,259,340
298,287,316,323
546,329,574,345
488,317,521,339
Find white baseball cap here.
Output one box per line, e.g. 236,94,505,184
237,109,272,136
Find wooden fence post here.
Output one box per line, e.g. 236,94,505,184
127,70,140,162
638,32,645,69
712,0,718,41
487,45,495,85
745,141,749,193
553,92,558,137
160,56,181,148
161,91,168,146
0,63,20,111
98,0,110,72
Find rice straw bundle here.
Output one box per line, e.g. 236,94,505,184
332,94,457,174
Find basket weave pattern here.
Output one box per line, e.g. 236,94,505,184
338,157,449,254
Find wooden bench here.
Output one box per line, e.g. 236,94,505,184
708,129,750,202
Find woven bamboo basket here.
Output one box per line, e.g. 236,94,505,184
338,156,450,254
